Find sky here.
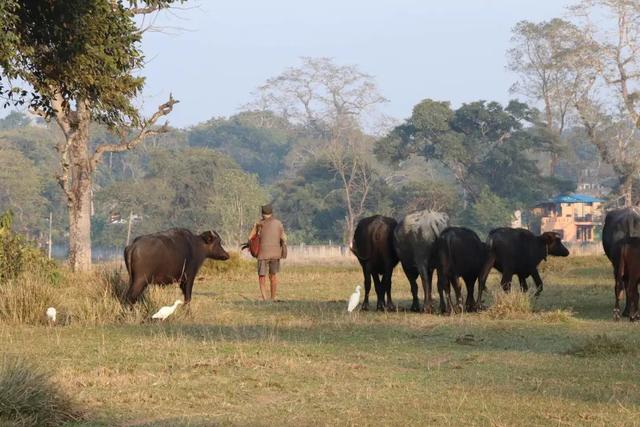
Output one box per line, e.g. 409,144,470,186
6,0,577,128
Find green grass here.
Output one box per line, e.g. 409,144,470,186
2,256,640,426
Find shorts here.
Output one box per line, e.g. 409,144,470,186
258,259,280,276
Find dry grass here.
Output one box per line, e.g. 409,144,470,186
1,256,640,425
482,289,533,320
0,358,83,426
566,334,637,358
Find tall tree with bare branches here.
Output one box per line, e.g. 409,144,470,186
508,19,595,175
251,58,387,243
569,0,640,205
0,0,183,270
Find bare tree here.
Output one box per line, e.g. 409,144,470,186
568,0,640,205
250,58,387,243
508,19,595,174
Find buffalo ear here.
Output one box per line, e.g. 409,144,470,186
542,232,556,245
201,231,214,244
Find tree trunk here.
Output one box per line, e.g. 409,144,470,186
62,104,93,272
68,178,92,271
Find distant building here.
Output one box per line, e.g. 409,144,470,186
532,194,604,242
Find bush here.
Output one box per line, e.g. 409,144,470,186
566,334,636,358
0,211,60,285
483,291,533,320
0,358,82,426
0,273,60,325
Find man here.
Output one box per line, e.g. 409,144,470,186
248,204,286,301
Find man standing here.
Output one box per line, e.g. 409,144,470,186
249,204,286,301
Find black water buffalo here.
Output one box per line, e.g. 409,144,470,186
602,208,640,319
433,227,490,314
617,237,640,321
351,215,399,311
477,228,569,306
393,210,449,313
124,228,230,303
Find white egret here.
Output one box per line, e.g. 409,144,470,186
347,285,361,313
46,307,57,324
152,300,183,321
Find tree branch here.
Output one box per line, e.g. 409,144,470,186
90,94,178,169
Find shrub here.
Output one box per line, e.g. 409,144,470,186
566,334,636,358
0,211,60,285
0,358,82,426
0,273,60,325
483,291,533,320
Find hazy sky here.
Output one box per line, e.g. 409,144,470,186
6,1,577,127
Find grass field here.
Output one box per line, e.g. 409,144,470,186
2,255,640,426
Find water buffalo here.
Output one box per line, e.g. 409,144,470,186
433,227,490,314
617,237,640,321
602,207,640,319
477,228,569,307
351,215,399,311
393,210,449,313
124,228,230,303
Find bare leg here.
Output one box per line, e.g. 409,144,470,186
518,274,528,293
450,275,463,313
361,264,372,311
258,275,269,301
269,273,278,301
464,276,476,312
373,274,385,311
383,270,395,311
501,271,514,293
531,269,543,296
476,253,495,310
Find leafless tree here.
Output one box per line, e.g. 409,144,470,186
250,58,387,243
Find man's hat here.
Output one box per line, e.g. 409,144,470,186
261,204,273,215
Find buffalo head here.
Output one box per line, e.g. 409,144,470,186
541,232,570,257
200,230,230,260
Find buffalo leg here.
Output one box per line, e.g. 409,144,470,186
618,266,630,318
531,269,543,296
451,275,463,313
463,275,476,312
372,274,385,311
629,277,640,322
361,265,372,311
518,274,529,292
383,270,395,311
613,267,625,321
126,277,147,304
420,266,435,314
404,263,421,312
180,278,194,304
500,268,514,293
435,266,447,314
476,253,495,310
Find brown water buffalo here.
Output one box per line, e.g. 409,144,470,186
617,237,640,322
477,228,569,307
124,228,230,303
602,207,640,319
393,210,449,313
433,227,490,314
351,215,399,311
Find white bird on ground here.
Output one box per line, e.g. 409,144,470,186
347,285,361,313
46,307,57,324
152,300,183,321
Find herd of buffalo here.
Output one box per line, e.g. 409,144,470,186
351,207,640,321
121,207,640,321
